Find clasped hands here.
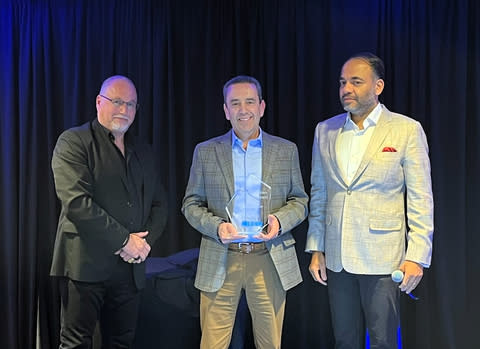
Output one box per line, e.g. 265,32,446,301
218,214,280,244
115,231,151,264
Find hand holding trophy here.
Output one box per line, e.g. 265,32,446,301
225,175,272,242
255,214,280,241
217,221,247,243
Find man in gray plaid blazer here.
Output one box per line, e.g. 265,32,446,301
306,53,434,348
182,75,308,349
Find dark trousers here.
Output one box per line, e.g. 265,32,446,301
59,260,141,349
327,269,400,349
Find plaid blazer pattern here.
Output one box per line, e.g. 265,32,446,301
182,130,308,292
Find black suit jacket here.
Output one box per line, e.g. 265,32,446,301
50,119,167,289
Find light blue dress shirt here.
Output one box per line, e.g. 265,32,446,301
230,130,263,242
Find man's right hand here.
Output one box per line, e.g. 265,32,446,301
309,251,328,285
116,231,151,263
217,222,247,244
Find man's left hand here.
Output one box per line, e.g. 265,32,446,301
116,249,141,263
399,260,424,294
254,215,280,241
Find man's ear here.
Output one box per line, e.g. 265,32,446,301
224,103,230,120
260,100,266,117
375,79,385,96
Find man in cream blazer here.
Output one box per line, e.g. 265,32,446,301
183,75,308,349
306,53,433,348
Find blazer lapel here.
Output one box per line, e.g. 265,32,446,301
328,115,349,187
215,131,235,197
261,132,277,224
262,133,275,185
351,107,392,183
132,146,150,220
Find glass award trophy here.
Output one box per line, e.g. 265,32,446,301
225,175,271,239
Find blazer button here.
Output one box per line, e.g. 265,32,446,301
347,189,352,195
127,201,133,207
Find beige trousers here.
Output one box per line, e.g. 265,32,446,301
200,249,286,349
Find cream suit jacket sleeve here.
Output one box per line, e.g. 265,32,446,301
306,105,434,274
182,130,308,292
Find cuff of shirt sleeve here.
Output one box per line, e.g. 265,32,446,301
121,235,130,247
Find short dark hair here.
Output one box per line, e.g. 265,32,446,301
347,52,385,80
223,75,263,103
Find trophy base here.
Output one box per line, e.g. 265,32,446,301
230,231,264,243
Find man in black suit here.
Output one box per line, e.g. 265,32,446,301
50,75,167,348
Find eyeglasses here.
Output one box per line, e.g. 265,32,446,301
100,95,139,110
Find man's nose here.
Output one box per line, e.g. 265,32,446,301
342,82,354,93
118,102,128,113
239,103,247,113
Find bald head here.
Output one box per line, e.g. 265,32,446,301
100,75,137,96
96,75,138,136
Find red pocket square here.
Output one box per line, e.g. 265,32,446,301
382,147,397,152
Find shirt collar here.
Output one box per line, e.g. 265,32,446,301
94,118,132,150
231,128,263,149
344,103,382,131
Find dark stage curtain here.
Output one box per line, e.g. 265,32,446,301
1,0,479,348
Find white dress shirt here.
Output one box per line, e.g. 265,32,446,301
336,103,382,184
